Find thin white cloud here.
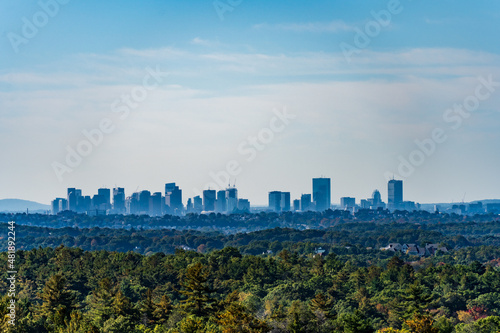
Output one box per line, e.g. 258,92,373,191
2,47,500,91
253,21,354,33
190,37,221,47
117,47,187,59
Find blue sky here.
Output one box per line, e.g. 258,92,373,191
1,0,500,205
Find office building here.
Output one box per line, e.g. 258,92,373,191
268,191,291,212
301,194,312,211
91,194,106,209
269,191,281,212
313,178,331,211
127,192,140,214
388,179,403,210
98,188,111,209
203,189,216,212
138,190,151,214
193,196,203,212
226,187,238,213
113,188,126,213
340,197,356,209
403,201,417,211
238,199,250,212
281,192,291,211
83,196,91,212
151,192,163,216
51,198,67,214
67,188,79,211
372,190,382,206
76,195,86,212
186,198,193,213
359,190,385,210
216,190,227,213
360,199,370,209
165,183,183,214
293,199,300,211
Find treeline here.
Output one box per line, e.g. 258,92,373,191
2,221,500,256
1,246,500,332
2,210,499,231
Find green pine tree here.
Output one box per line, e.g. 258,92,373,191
139,289,156,327
179,262,216,318
86,278,115,327
38,273,77,330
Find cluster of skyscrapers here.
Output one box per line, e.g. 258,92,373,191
51,183,250,216
268,177,331,213
186,187,250,214
267,178,415,213
338,180,418,212
51,177,420,216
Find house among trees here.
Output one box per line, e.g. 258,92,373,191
380,243,448,256
314,247,326,256
380,243,402,252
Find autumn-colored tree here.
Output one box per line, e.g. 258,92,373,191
112,289,135,319
309,292,333,319
58,311,99,333
153,294,173,325
217,291,269,333
376,328,409,333
404,313,438,333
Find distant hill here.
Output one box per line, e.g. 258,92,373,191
0,199,50,212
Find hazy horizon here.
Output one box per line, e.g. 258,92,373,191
1,1,500,206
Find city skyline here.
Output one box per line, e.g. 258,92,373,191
1,1,500,205
7,171,500,207
49,176,500,216
50,177,337,215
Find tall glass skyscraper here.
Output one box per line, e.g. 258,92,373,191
165,183,183,214
203,189,216,212
226,187,238,213
312,178,331,211
113,187,126,213
268,191,290,212
388,179,403,210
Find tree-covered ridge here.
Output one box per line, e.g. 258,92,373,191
2,220,500,255
2,210,499,231
1,246,500,332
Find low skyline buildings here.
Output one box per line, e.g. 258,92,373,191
50,177,373,215
51,177,497,216
360,190,386,210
